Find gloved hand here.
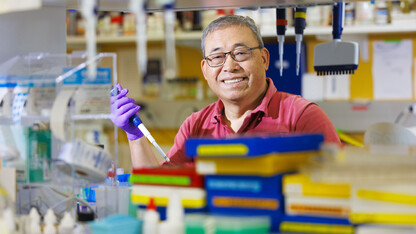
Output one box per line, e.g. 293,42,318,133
110,83,144,141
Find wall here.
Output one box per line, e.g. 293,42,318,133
305,32,416,100
0,7,66,64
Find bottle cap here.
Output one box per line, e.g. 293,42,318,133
59,212,75,229
44,209,57,225
77,210,95,222
147,197,157,211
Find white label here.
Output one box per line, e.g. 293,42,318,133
285,184,303,195
196,161,217,175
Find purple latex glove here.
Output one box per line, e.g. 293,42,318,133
110,83,144,140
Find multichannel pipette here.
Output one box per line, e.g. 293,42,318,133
294,7,307,76
276,8,287,77
111,87,170,162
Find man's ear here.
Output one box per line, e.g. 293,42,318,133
261,47,270,71
201,59,208,80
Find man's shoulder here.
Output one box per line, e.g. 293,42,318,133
273,91,313,108
184,101,218,124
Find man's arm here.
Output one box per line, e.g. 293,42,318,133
111,83,161,168
296,103,342,147
129,137,159,168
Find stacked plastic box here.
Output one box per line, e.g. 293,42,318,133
282,173,355,233
298,145,416,233
350,183,416,225
129,166,206,220
185,133,324,232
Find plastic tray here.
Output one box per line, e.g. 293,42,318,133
130,166,203,188
186,133,323,157
196,152,318,176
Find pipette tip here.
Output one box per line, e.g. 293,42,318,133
280,68,283,77
154,143,170,162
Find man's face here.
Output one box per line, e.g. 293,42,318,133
201,25,270,104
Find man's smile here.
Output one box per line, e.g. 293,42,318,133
223,77,245,84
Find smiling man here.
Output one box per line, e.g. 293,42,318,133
111,15,341,167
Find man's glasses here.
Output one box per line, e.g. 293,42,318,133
204,46,263,68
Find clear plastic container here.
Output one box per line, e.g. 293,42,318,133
92,186,130,219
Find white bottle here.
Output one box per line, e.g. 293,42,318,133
43,223,57,234
43,209,57,234
29,220,42,234
44,209,57,226
158,193,184,234
58,212,74,234
142,197,160,234
29,208,40,224
27,208,41,233
3,208,16,233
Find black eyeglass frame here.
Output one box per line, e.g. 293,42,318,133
204,46,263,68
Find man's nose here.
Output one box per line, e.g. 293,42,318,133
223,53,239,72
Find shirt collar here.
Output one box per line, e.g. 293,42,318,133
211,77,277,123
212,99,224,124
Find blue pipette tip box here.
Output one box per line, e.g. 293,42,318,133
185,133,324,158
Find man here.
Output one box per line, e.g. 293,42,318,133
111,15,341,168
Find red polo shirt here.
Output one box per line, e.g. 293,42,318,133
163,78,341,166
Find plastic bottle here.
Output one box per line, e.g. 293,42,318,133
3,208,16,233
43,223,57,234
58,212,75,234
27,208,40,232
142,197,160,234
158,193,184,234
29,207,40,224
375,1,390,24
44,209,57,226
29,220,41,234
43,209,57,234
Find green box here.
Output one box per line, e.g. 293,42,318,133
28,129,51,183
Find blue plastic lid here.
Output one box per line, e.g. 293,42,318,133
186,133,324,158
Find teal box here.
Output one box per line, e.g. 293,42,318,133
89,214,142,234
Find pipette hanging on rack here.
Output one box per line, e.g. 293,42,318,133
294,7,306,76
161,0,176,79
129,0,148,77
276,8,287,77
80,0,98,79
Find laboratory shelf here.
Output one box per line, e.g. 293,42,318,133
66,23,416,46
70,114,112,121
66,31,203,45
60,0,349,12
0,116,51,126
305,23,416,36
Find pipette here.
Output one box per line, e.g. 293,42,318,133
80,0,97,79
129,0,148,77
276,8,287,77
294,7,307,76
111,87,170,162
163,1,176,79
